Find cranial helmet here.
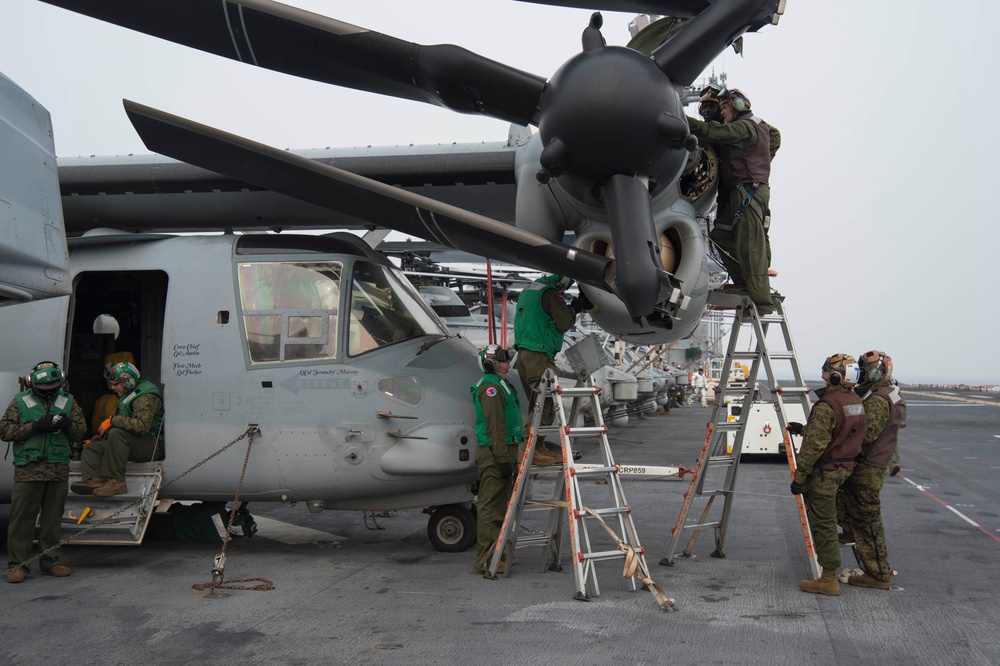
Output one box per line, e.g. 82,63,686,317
27,361,65,397
822,353,860,388
546,274,574,291
859,350,892,387
106,361,141,391
719,87,751,113
478,344,514,374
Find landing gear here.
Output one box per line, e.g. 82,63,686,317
426,504,476,553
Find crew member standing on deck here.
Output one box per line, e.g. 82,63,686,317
1,361,87,583
837,350,906,590
471,345,522,575
786,354,865,596
690,366,708,408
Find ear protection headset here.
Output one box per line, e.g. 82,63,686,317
720,88,750,113
25,361,66,393
106,361,141,391
860,350,891,384
479,345,513,374
822,353,860,387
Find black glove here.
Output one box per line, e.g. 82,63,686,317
52,414,71,430
498,462,514,479
790,480,803,495
31,414,59,433
570,293,593,314
786,421,804,436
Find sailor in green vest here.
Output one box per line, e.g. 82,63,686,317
513,274,588,465
1,361,87,583
72,361,164,498
471,345,522,574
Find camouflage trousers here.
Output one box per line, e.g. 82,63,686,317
803,466,853,571
475,446,515,566
838,464,891,581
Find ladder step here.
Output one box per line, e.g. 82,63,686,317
556,386,599,397
731,351,759,361
564,426,606,437
512,534,556,548
767,351,796,360
572,465,617,477
705,455,736,468
573,506,630,518
582,549,635,562
678,520,722,531
776,386,811,396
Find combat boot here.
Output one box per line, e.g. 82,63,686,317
847,573,891,590
40,564,71,577
93,478,127,497
7,568,25,584
531,446,561,467
800,568,840,596
71,476,107,495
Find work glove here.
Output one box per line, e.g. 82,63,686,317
31,414,59,433
498,462,514,479
53,413,71,430
97,417,113,437
789,480,803,495
785,421,804,436
570,293,593,314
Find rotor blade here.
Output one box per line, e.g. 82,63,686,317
651,0,785,85
604,174,664,317
123,100,612,289
42,0,546,126
514,1,709,17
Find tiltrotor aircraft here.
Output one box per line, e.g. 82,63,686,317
0,0,784,549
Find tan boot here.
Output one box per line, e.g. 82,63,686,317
93,478,127,497
531,445,561,467
847,573,891,590
40,564,71,577
71,476,108,495
800,568,840,596
7,568,25,584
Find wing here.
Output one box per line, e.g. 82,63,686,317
58,143,518,234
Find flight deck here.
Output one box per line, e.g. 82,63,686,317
1,386,998,665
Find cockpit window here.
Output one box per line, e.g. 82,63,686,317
349,262,447,356
238,261,341,363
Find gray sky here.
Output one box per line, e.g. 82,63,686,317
2,1,997,384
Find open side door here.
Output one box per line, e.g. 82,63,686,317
0,71,70,305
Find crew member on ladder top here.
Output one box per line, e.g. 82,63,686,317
471,345,522,575
786,354,865,596
513,274,590,466
687,87,777,315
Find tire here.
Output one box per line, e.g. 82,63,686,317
426,504,476,553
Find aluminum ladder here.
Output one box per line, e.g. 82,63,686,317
660,291,821,579
487,369,674,610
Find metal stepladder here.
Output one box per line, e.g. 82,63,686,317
661,290,821,579
486,369,674,610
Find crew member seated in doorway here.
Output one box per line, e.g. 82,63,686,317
72,362,164,498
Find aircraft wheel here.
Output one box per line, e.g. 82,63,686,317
427,504,476,553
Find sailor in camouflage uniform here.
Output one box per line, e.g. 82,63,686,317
1,361,87,583
838,351,906,590
72,361,164,498
787,354,865,596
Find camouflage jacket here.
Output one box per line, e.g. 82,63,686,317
1,394,87,480
793,385,862,484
